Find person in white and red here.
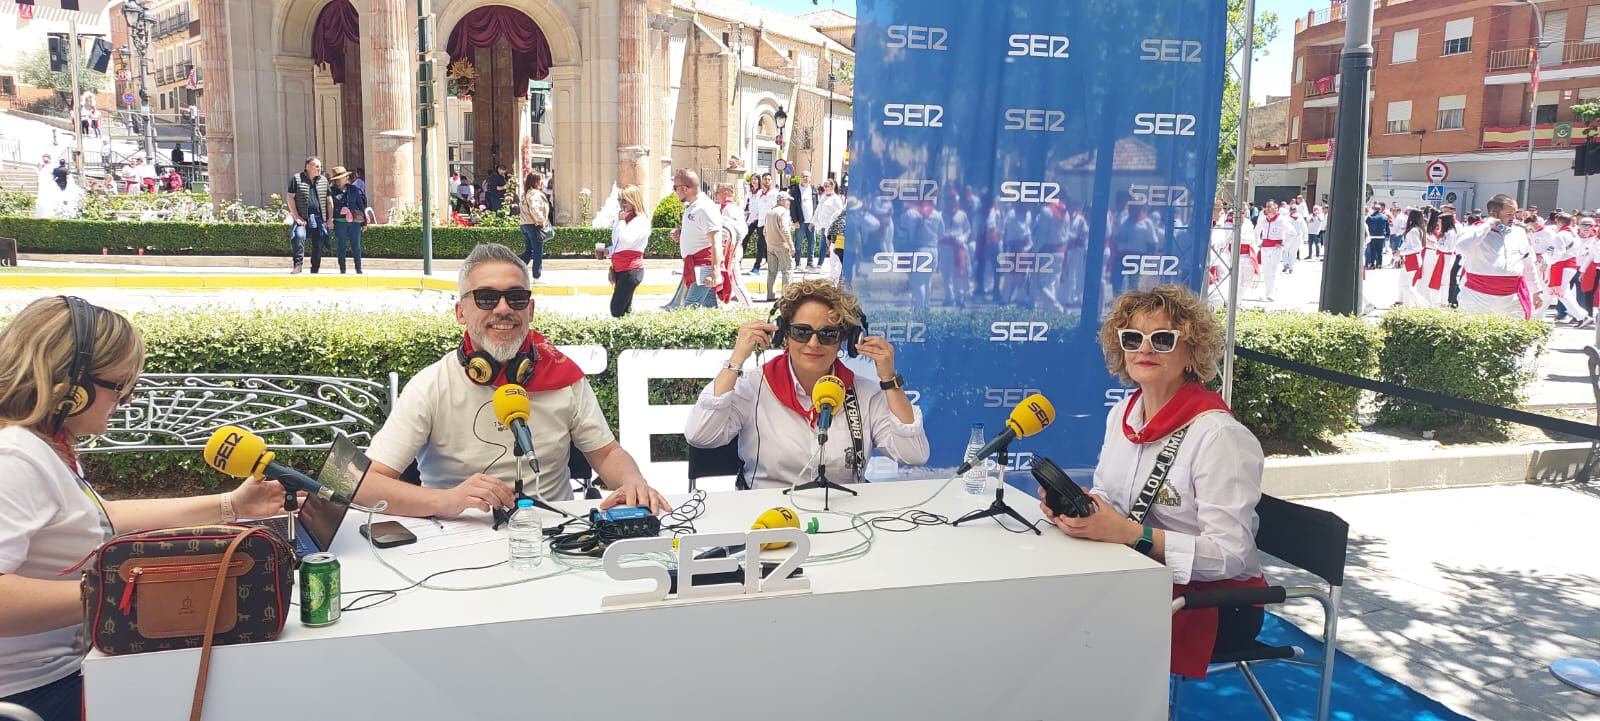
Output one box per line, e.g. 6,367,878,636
714,182,751,307
666,169,724,310
747,174,779,276
1455,194,1543,319
1395,209,1432,308
1543,213,1594,328
1253,200,1288,301
1283,204,1307,275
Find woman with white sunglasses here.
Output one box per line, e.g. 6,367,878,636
1037,284,1266,680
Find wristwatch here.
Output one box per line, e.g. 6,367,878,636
1132,525,1155,556
879,373,905,391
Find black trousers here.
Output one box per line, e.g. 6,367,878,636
1,672,82,721
748,222,766,271
610,268,645,317
1213,604,1266,656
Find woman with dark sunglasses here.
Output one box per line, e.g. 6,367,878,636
1036,285,1266,682
685,279,929,490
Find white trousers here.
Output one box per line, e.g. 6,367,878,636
1547,266,1591,322
1397,255,1432,307
1457,287,1524,318
1260,246,1284,298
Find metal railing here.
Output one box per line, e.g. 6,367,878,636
1489,46,1536,71
1305,76,1338,98
1566,41,1600,64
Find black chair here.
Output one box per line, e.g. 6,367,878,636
399,442,602,499
1170,494,1349,721
0,702,42,721
687,440,745,492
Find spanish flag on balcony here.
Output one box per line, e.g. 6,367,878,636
1483,124,1558,149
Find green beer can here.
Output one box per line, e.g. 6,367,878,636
299,552,341,627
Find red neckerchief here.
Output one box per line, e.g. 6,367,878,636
49,428,78,469
623,211,636,223
1121,382,1232,444
762,355,856,427
1263,213,1278,223
461,331,585,391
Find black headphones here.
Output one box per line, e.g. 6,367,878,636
769,303,870,358
54,296,99,432
456,334,538,387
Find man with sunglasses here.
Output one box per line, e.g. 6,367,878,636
1455,194,1544,319
359,244,669,518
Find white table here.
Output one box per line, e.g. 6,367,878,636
83,480,1172,720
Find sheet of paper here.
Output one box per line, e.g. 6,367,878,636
393,517,503,555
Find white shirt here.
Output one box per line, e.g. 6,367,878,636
755,188,779,227
1286,216,1307,247
366,352,616,502
0,425,114,697
678,194,722,257
1399,227,1426,255
813,193,846,234
685,358,931,490
1528,226,1556,258
609,214,651,256
1305,213,1324,236
798,185,815,224
1090,397,1264,585
1535,228,1576,263
1435,228,1460,254
1455,223,1535,278
1255,214,1286,243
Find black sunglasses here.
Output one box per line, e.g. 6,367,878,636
787,324,845,346
468,287,533,311
1117,329,1182,353
91,376,137,404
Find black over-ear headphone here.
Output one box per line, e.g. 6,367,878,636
457,335,538,387
769,303,870,358
54,296,98,432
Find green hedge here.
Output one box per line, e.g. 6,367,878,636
0,217,679,258
1376,309,1551,433
652,193,684,229
1227,309,1383,442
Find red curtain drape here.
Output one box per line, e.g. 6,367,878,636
311,0,360,84
447,6,553,98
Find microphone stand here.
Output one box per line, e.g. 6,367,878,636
952,448,1039,535
281,487,300,550
494,449,571,530
785,420,856,510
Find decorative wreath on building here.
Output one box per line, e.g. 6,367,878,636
447,59,477,99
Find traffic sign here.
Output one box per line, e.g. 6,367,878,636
773,158,789,173
121,92,136,105
1425,185,1445,204
1426,159,1450,183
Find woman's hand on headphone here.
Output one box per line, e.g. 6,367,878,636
731,321,779,365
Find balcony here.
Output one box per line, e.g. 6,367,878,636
1249,144,1288,165
1296,0,1417,35
1302,139,1332,160
1489,47,1536,72
1304,75,1338,98
1566,42,1600,64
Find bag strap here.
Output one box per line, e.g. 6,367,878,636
1127,426,1189,526
842,386,865,475
189,527,256,721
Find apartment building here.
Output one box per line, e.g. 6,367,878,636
1253,0,1600,213
146,0,201,116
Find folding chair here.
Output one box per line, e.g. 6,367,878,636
0,702,43,721
1170,494,1349,721
687,440,745,492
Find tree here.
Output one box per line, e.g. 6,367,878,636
1219,0,1280,193
16,47,107,96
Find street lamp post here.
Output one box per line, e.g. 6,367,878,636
774,105,788,182
1521,0,1545,209
825,63,836,183
122,0,157,163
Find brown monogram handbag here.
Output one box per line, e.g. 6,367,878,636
79,525,295,720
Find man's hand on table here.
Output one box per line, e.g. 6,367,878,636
434,473,516,516
599,481,671,516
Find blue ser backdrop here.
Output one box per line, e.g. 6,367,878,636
846,0,1227,472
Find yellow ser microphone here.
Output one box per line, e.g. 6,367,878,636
811,374,846,440
955,393,1057,475
491,384,535,458
203,425,352,505
751,506,802,550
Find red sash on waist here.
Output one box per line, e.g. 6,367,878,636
1583,262,1599,293
1549,258,1579,288
1427,251,1454,291
1402,251,1425,285
1260,239,1284,248
1463,272,1520,296
681,247,714,287
611,250,644,273
1172,575,1269,679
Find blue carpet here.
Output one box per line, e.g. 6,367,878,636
1180,614,1475,721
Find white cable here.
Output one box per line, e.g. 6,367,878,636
783,444,963,565
360,503,574,593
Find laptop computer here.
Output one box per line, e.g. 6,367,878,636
245,433,371,559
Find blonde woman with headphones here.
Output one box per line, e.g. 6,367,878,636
0,297,292,720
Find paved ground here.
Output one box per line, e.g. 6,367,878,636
1265,483,1600,721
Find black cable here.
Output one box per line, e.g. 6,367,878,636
468,399,508,476
660,490,708,535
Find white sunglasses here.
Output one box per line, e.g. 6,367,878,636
1117,328,1182,353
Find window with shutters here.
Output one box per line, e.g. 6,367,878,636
1437,95,1466,130
1295,55,1303,84
1291,116,1300,141
1586,6,1600,42
1392,28,1419,63
1536,90,1559,125
1386,101,1412,134
1442,18,1473,56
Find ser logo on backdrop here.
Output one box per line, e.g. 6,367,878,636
1105,388,1136,407
984,387,1043,408
883,103,945,127
1120,255,1183,276
876,321,928,344
1003,108,1066,133
999,181,1061,204
989,321,1051,343
1007,34,1070,58
878,178,939,202
886,25,949,51
996,252,1057,273
1133,113,1198,136
873,252,936,274
1139,39,1203,63
1128,185,1190,207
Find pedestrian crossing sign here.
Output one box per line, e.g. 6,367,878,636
1425,185,1445,203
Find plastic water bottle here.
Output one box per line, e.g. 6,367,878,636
964,423,989,495
507,499,543,572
